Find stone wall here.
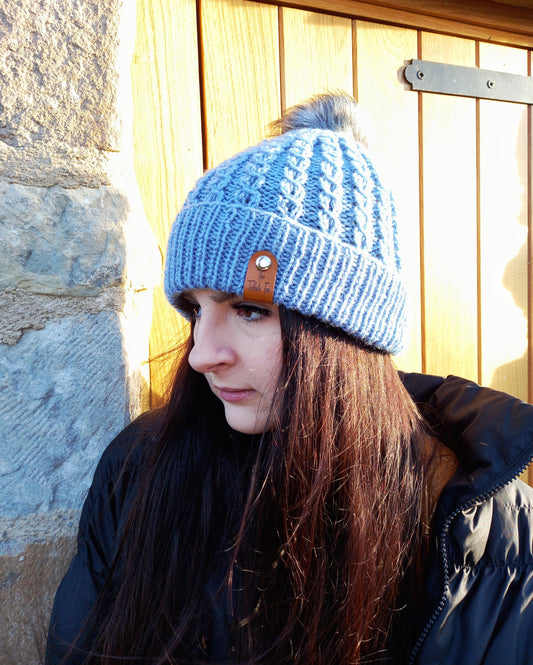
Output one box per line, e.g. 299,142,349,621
0,1,159,662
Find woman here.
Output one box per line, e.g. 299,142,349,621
46,93,533,664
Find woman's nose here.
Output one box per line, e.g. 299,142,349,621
188,320,236,374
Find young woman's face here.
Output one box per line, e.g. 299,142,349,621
185,289,283,434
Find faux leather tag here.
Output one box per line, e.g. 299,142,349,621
242,250,278,304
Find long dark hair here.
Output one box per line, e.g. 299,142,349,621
86,308,436,664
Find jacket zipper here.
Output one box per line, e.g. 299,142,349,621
406,456,533,665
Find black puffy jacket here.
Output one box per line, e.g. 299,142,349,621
46,374,533,665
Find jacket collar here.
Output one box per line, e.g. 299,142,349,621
401,373,533,512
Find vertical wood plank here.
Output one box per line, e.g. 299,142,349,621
281,7,353,110
132,0,203,407
420,33,478,380
355,21,421,371
201,0,281,168
478,43,529,402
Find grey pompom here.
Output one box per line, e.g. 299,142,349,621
272,91,369,147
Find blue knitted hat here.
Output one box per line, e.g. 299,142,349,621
165,124,407,354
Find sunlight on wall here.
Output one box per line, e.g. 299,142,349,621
116,0,162,413
480,102,528,400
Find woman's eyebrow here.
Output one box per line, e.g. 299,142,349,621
181,289,236,305
210,291,237,304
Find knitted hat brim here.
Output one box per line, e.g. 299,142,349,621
164,202,407,354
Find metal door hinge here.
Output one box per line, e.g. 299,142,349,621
404,59,533,104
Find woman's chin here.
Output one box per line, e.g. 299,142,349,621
222,405,269,435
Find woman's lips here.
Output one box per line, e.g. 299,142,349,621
215,386,256,402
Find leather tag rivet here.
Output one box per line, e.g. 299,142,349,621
256,255,272,271
243,250,278,304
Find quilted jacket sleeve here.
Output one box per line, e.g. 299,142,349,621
413,480,533,665
45,419,145,665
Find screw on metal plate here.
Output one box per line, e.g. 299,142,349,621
487,80,495,89
417,70,425,80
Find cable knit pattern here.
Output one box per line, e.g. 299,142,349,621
277,136,311,223
165,128,407,353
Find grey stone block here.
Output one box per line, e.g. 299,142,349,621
0,312,132,517
0,183,129,295
0,287,124,345
0,0,123,187
0,509,79,557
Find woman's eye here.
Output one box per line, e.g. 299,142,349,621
190,303,201,319
175,293,202,320
181,300,201,319
232,303,269,321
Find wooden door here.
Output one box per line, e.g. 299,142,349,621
132,0,533,481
